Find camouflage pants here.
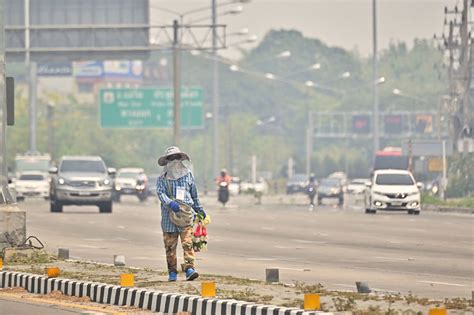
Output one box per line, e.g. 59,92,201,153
163,226,195,273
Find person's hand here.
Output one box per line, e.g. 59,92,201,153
169,201,180,213
199,209,207,219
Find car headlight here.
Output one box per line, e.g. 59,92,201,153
372,190,384,195
58,178,65,185
330,188,339,194
103,179,110,185
407,191,419,196
115,185,121,190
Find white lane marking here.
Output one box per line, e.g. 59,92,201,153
111,237,129,241
83,238,105,241
270,267,311,272
418,281,468,287
292,239,327,245
77,245,108,249
247,258,277,261
373,256,414,261
133,256,155,260
332,283,355,289
117,225,125,229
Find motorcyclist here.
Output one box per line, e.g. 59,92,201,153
307,174,318,210
216,169,231,186
216,169,231,206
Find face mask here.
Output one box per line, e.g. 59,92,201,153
163,160,189,180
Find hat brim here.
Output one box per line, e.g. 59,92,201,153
158,152,190,166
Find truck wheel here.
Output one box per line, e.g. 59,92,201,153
50,198,63,213
99,201,113,213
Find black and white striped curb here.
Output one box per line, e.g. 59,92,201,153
0,271,325,315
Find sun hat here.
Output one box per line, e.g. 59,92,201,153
158,146,190,166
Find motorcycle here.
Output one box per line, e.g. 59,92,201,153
218,181,230,207
307,182,318,210
135,179,148,202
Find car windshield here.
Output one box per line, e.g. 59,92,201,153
19,174,44,181
320,178,340,186
118,172,140,178
60,160,106,173
291,175,307,182
376,174,414,186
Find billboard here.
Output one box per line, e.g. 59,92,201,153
5,0,150,62
73,60,143,83
352,115,371,134
384,114,403,134
415,114,433,134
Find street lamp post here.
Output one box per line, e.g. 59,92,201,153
372,0,380,155
212,0,220,178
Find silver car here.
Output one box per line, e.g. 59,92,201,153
49,156,115,213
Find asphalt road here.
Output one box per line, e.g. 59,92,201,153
15,194,473,299
0,297,82,314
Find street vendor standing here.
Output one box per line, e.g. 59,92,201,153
156,146,207,281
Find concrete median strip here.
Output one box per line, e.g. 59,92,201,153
0,271,326,315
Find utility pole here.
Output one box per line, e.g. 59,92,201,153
212,0,220,177
24,0,37,152
47,103,54,158
172,20,181,146
372,0,379,155
305,112,313,177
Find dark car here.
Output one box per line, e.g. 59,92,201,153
286,174,309,194
317,177,344,205
49,156,115,213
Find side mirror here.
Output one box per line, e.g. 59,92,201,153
365,182,372,188
49,167,58,174
108,168,116,176
416,182,424,189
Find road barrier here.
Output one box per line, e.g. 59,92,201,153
0,271,324,315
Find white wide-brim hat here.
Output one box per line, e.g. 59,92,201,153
158,146,190,166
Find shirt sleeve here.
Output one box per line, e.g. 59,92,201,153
189,173,204,213
156,176,173,206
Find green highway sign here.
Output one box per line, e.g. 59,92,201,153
99,87,203,128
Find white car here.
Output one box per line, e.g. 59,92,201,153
15,171,50,201
365,170,422,215
228,177,241,195
347,178,369,195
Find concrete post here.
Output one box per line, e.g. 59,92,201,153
0,204,26,250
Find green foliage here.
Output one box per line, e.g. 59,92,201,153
6,29,447,182
446,154,474,198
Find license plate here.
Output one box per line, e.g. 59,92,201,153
78,192,91,196
391,201,402,206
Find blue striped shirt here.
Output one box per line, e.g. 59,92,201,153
156,172,204,233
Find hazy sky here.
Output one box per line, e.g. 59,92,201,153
150,0,458,59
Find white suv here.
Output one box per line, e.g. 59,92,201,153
365,169,422,215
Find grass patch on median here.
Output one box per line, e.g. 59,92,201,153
3,258,472,312
422,194,474,208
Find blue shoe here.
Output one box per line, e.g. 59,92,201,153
168,271,177,282
185,268,199,281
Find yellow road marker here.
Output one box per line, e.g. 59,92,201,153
0,257,3,270
429,308,447,315
304,293,320,311
46,267,60,278
120,274,134,287
201,282,216,298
